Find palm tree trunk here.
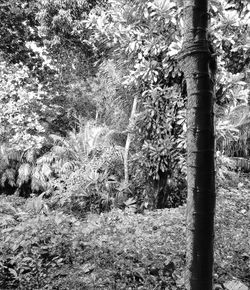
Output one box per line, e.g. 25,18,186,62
124,95,138,184
180,0,216,289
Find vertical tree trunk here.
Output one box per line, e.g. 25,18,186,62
124,95,138,184
180,1,216,289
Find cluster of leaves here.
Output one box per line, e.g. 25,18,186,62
84,0,249,205
0,193,187,289
0,195,82,289
216,152,239,188
0,0,249,211
0,122,83,191
0,142,55,196
49,144,127,218
0,1,250,289
0,0,41,65
85,0,187,207
215,185,250,286
0,115,138,217
0,59,48,148
0,0,135,207
212,1,250,160
0,0,117,145
129,86,187,208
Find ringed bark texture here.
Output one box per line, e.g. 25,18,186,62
180,0,216,289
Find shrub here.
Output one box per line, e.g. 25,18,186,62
1,183,250,289
216,152,240,188
49,145,127,217
0,199,82,289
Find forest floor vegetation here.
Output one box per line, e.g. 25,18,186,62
0,175,249,289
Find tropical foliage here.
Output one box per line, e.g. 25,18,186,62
1,184,250,289
0,0,249,288
1,0,249,202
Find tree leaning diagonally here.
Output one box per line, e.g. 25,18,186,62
179,0,216,289
124,95,138,185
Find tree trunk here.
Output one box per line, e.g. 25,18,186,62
124,95,138,184
180,1,216,289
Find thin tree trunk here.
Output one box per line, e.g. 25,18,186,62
95,110,99,122
180,1,216,289
124,95,138,184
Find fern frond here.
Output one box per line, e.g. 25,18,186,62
49,134,65,144
229,104,249,126
51,145,68,156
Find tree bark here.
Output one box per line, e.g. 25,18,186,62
180,1,216,289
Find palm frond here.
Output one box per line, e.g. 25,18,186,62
1,168,16,187
31,167,48,192
37,154,54,165
0,145,9,165
217,104,250,157
233,157,250,172
216,121,239,145
61,161,79,174
49,134,65,145
51,145,68,156
24,148,39,164
8,149,24,163
52,159,64,173
17,163,32,186
41,163,53,178
229,104,249,127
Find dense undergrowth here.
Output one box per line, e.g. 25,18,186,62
0,175,249,289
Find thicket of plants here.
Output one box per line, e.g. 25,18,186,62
1,0,249,208
0,0,249,288
1,183,250,289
